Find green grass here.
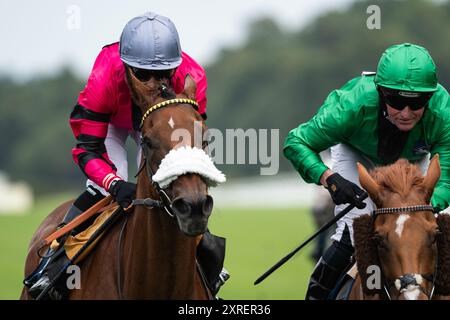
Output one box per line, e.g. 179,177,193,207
0,192,77,300
209,207,315,300
0,195,315,299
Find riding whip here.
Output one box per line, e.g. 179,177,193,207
254,192,368,285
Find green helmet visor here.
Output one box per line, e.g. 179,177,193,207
378,86,434,111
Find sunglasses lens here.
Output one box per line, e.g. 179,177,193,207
408,98,430,110
132,68,153,82
380,88,433,111
130,67,173,82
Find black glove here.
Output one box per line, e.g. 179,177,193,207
109,180,137,208
325,173,367,209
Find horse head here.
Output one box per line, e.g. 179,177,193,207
130,70,225,236
353,155,450,299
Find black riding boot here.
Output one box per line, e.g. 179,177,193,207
63,186,106,234
305,226,354,300
196,230,230,296
25,186,105,299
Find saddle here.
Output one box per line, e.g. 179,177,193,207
59,204,121,263
23,200,123,299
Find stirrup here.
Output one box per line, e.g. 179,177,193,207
212,268,230,296
305,257,342,300
218,268,230,285
23,247,55,288
28,274,63,300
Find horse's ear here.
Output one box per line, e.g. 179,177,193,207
182,74,197,100
357,162,381,205
421,154,440,201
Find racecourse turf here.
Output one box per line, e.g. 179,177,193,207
0,194,315,300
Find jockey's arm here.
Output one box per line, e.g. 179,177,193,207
430,119,450,211
69,105,118,191
69,47,121,192
283,88,361,185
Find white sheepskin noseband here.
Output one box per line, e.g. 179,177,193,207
152,146,226,188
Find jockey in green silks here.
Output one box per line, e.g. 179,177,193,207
284,43,450,300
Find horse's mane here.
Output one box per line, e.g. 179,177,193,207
370,159,424,197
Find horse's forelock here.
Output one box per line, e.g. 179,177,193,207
370,160,424,198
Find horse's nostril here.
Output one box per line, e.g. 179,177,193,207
401,274,417,286
172,198,192,216
202,195,213,215
172,196,213,219
396,273,420,292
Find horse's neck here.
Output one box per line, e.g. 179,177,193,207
121,181,200,298
128,205,197,265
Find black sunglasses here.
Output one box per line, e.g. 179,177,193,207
378,87,434,111
129,66,172,82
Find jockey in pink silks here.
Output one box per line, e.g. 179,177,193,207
26,12,228,300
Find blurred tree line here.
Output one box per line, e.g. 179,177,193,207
0,69,84,192
0,0,449,193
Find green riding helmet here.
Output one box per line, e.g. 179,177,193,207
374,43,438,92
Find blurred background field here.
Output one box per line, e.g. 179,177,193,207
0,194,315,300
209,207,315,300
0,193,75,299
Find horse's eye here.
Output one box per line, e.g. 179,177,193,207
431,235,437,244
373,234,382,243
374,233,389,251
142,137,153,149
431,229,441,244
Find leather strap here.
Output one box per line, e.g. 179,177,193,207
41,195,114,247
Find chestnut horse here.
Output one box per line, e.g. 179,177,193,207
21,75,221,299
346,155,450,300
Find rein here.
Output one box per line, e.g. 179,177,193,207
371,204,438,300
133,155,176,218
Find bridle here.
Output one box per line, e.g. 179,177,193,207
371,204,438,300
132,98,200,218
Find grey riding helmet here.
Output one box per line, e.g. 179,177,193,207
119,12,182,70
